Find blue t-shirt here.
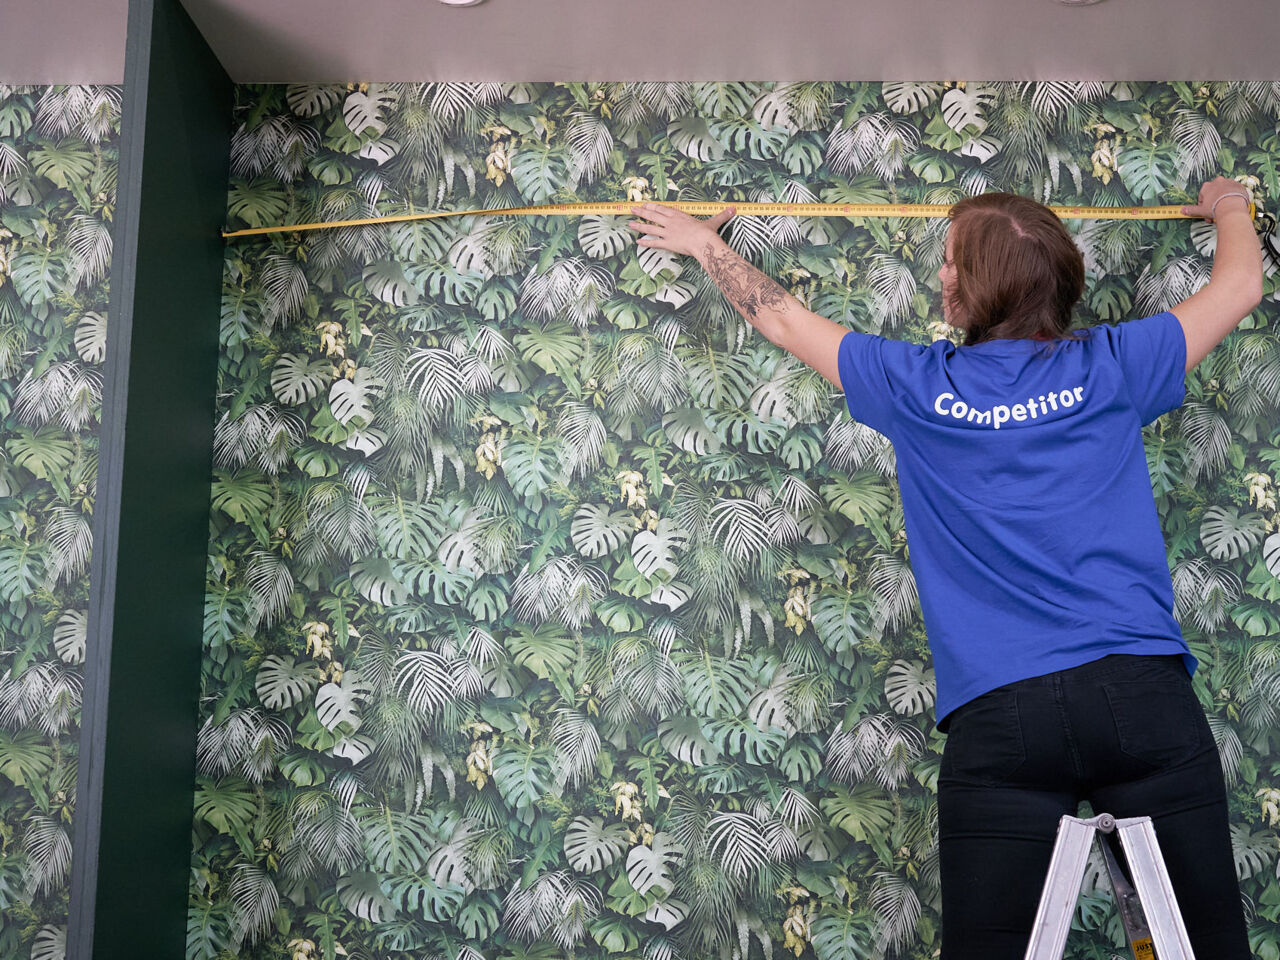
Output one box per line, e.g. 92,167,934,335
836,311,1195,729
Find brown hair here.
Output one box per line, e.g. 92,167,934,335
946,193,1087,348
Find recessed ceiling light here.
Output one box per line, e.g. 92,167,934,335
438,0,486,5
1057,0,1105,5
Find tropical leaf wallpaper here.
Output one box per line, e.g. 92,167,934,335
8,76,1280,960
0,77,1208,960
0,83,120,960
194,79,1280,960
192,79,1280,960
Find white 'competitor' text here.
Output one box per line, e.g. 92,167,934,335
933,386,1086,429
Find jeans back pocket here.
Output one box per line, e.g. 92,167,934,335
1101,678,1203,772
940,686,1026,784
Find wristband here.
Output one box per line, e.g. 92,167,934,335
1209,192,1251,220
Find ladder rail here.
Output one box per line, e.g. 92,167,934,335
1024,816,1104,960
1115,818,1195,960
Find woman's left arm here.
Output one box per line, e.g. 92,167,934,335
630,203,851,388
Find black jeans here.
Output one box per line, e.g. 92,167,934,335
938,653,1249,960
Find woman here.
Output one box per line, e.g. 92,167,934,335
628,177,1263,959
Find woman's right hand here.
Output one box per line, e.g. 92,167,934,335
1182,176,1252,222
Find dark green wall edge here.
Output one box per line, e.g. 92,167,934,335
69,1,231,957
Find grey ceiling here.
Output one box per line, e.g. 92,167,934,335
5,0,1280,84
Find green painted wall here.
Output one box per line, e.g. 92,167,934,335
71,2,231,959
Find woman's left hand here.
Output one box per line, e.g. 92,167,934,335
628,203,736,258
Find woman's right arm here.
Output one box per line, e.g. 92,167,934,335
1173,176,1264,373
629,202,850,388
694,233,849,389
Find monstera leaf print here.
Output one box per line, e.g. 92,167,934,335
563,817,631,873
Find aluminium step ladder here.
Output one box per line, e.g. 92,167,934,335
1024,813,1194,960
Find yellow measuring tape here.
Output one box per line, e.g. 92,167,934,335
220,200,1256,239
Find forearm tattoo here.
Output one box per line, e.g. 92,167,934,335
702,242,791,319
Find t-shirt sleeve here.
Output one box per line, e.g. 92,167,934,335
1092,311,1188,425
837,330,920,435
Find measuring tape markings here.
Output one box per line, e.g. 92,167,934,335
220,200,1258,239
